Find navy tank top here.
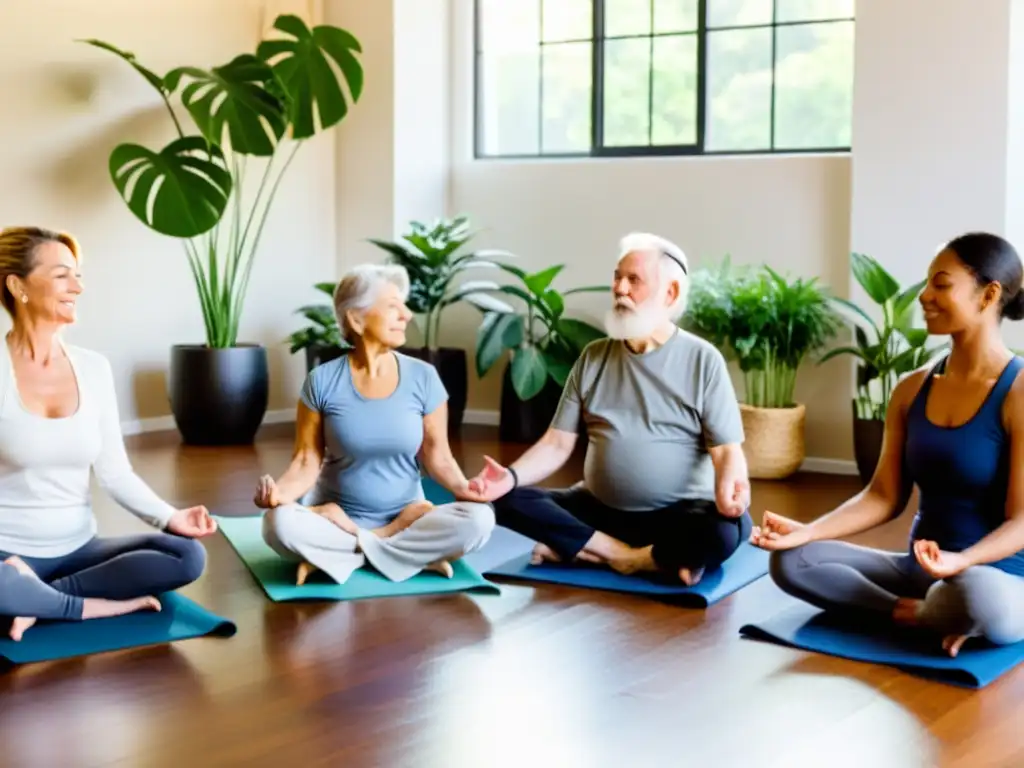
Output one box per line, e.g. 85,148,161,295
905,354,1024,576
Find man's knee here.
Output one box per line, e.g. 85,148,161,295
492,486,550,523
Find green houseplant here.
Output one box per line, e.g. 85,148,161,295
683,260,842,479
473,263,607,443
369,216,516,432
287,281,348,371
819,252,944,483
81,15,363,444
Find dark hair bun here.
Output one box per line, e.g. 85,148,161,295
1003,289,1024,321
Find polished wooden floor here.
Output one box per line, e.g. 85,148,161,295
1,425,1022,768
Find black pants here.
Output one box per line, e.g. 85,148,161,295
493,486,752,574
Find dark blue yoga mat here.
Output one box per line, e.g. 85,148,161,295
739,604,1024,689
0,592,236,668
477,536,770,607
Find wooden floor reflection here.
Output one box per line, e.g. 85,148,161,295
0,424,1020,767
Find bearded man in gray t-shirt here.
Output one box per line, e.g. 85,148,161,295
466,233,752,586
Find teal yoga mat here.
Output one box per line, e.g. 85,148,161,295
0,593,236,668
216,514,500,602
740,603,1024,689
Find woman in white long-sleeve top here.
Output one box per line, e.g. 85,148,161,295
0,226,216,641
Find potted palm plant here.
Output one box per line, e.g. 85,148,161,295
472,264,607,443
369,216,516,432
287,282,349,372
81,15,363,445
819,252,944,483
684,260,842,479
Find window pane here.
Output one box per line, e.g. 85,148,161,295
602,38,651,146
651,34,698,144
478,0,540,52
478,50,540,155
774,21,855,148
542,42,592,152
542,0,593,42
653,0,699,33
706,0,773,29
705,28,773,151
776,0,855,23
605,0,651,37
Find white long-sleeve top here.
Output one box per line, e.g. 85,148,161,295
0,341,177,557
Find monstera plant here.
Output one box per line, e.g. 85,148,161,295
82,15,364,445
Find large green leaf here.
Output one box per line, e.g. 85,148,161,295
511,345,549,400
461,292,516,314
556,318,606,353
79,39,166,94
256,15,364,139
109,136,232,237
541,289,565,319
164,55,286,156
524,265,564,297
475,312,522,377
851,252,900,305
893,278,927,330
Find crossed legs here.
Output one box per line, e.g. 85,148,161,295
0,533,207,640
492,486,752,585
263,500,496,584
770,540,1024,656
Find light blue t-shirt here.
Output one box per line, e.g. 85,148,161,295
299,352,447,527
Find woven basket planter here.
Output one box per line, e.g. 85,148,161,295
739,403,806,480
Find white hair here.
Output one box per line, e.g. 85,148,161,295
617,232,690,321
333,263,410,343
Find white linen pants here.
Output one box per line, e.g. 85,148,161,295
261,501,495,583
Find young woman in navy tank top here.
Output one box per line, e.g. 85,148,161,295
751,232,1024,658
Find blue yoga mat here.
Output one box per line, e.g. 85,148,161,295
217,514,500,602
739,604,1024,689
475,530,769,607
0,592,236,668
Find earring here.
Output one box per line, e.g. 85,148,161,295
20,295,27,304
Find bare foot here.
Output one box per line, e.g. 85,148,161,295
530,543,562,565
8,616,36,641
942,633,969,657
678,567,705,586
892,598,923,627
425,560,454,578
4,557,41,640
609,545,657,575
296,561,319,586
81,595,161,620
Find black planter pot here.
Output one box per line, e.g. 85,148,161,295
852,400,885,485
402,346,467,433
169,344,269,446
304,343,347,372
499,365,564,444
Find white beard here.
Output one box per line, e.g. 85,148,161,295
603,300,670,340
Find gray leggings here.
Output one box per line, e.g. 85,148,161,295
0,533,206,621
770,540,1024,644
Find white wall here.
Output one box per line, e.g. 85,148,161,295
0,0,337,427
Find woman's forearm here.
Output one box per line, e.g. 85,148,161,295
422,447,469,493
960,516,1024,567
274,453,321,504
803,490,896,542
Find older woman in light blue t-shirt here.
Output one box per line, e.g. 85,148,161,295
255,263,495,585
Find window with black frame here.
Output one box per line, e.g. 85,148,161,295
473,0,855,159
